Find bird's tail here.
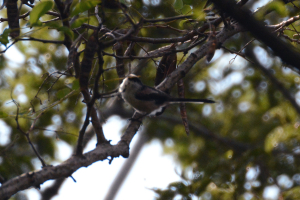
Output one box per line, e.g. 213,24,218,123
169,98,215,104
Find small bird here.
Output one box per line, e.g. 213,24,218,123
119,74,215,116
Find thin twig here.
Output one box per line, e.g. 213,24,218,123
143,15,191,23
0,11,30,22
18,37,64,44
0,40,17,53
13,99,47,167
102,36,207,60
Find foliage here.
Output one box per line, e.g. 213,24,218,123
1,0,300,199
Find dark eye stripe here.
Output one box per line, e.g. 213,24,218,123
129,77,142,84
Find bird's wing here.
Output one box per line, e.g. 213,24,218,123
135,86,169,104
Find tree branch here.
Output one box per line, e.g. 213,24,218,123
18,37,64,44
0,142,129,199
143,15,191,23
157,24,243,92
40,126,97,200
118,23,243,153
246,46,300,115
210,0,300,71
53,0,72,49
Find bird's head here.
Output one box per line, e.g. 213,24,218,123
119,74,143,93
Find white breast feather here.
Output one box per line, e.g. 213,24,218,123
119,78,127,93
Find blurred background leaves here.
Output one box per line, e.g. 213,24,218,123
1,0,300,199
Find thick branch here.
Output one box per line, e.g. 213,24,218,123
246,47,300,115
53,0,72,49
210,0,300,71
0,143,129,200
41,126,97,200
77,32,107,155
157,25,243,91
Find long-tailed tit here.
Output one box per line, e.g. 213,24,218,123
119,74,215,116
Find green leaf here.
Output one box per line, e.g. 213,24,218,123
264,124,298,153
46,21,61,29
283,186,300,199
181,5,192,15
70,0,101,17
72,80,80,90
0,111,8,118
57,26,74,40
29,1,54,26
254,1,287,20
174,0,183,10
182,0,193,4
192,8,206,21
0,29,11,46
70,17,89,29
269,1,288,17
46,22,74,39
57,88,72,99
